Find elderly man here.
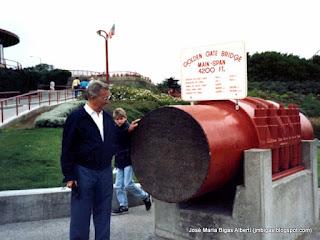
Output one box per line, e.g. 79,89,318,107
61,80,115,240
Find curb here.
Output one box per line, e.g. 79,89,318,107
0,184,144,225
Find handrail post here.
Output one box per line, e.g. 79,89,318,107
16,97,18,116
1,101,3,123
57,91,59,104
28,95,31,110
49,91,51,106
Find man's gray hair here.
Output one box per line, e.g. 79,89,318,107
86,80,109,98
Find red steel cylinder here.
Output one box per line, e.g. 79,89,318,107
131,97,314,203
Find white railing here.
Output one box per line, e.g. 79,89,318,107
69,70,104,77
0,58,22,69
0,89,75,125
70,70,144,78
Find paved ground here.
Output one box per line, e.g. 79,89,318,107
298,223,320,240
0,205,154,240
1,203,320,240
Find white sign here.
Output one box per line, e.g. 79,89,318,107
181,41,247,101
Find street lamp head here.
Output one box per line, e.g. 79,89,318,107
96,27,114,84
97,30,107,39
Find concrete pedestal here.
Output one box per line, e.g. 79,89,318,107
154,140,319,240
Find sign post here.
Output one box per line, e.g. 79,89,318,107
181,41,247,101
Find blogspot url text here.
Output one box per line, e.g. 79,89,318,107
188,227,312,234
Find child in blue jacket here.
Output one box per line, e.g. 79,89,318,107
112,108,151,215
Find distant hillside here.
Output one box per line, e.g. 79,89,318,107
110,75,157,91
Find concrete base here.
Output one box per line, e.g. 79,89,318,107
0,183,144,224
154,140,319,240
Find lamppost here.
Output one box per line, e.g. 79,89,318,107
30,55,42,65
97,24,115,84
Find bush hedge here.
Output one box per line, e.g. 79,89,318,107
309,117,320,140
0,68,39,92
248,89,320,117
0,67,71,92
110,85,184,105
34,85,187,127
34,101,85,127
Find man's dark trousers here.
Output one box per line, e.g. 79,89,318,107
70,165,113,240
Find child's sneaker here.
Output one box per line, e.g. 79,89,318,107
143,194,152,211
112,206,129,215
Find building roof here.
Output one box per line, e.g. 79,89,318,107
0,28,19,47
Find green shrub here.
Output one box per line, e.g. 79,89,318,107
248,89,320,117
108,85,186,120
34,85,187,128
43,69,71,86
106,101,162,122
309,117,320,139
299,94,320,117
0,68,39,92
35,100,85,127
110,85,185,105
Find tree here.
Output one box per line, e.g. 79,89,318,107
0,68,39,92
25,63,54,73
156,77,181,93
311,55,320,66
24,64,71,87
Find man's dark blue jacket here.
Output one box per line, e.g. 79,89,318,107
60,107,117,182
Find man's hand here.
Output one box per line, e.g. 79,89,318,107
128,119,141,132
66,180,77,188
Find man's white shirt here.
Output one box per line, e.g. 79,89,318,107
84,104,104,141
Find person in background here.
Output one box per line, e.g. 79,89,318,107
89,76,96,83
61,80,114,240
71,77,80,97
50,81,55,91
112,107,151,215
80,79,89,90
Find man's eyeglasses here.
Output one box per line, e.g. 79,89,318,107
104,95,112,101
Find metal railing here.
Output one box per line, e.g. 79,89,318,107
0,89,75,124
70,70,144,78
0,91,20,98
37,84,70,90
70,70,104,77
0,58,22,70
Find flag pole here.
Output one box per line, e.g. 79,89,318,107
97,24,115,84
105,36,109,83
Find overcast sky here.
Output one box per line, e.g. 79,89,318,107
1,0,319,84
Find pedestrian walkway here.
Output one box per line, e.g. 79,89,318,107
298,224,320,240
0,89,75,127
0,203,320,240
0,205,154,240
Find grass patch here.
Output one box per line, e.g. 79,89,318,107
0,100,166,190
0,128,63,190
